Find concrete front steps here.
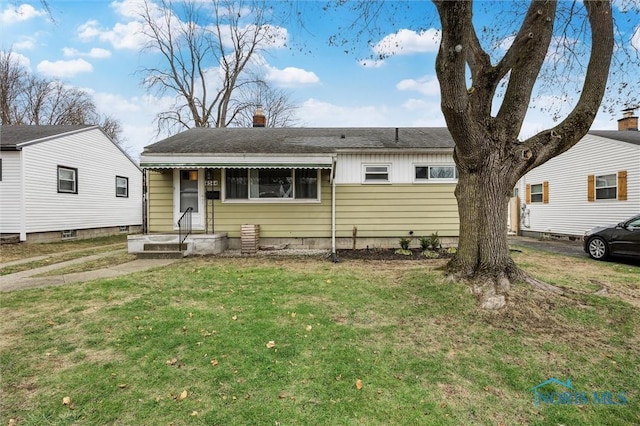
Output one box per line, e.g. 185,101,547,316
128,233,229,258
136,243,185,259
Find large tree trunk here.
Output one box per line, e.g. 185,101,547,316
447,156,521,310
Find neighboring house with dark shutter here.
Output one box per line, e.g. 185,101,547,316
129,110,459,257
517,109,640,239
0,125,143,242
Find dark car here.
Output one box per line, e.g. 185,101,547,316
583,214,640,260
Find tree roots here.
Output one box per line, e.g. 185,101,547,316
446,267,564,310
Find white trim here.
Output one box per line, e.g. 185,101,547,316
412,163,458,183
221,168,322,203
173,169,205,230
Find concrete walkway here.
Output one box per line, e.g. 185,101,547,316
0,250,177,292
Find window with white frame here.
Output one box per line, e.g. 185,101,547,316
363,165,390,182
415,165,458,181
595,174,617,200
225,168,319,201
116,176,128,197
58,166,78,194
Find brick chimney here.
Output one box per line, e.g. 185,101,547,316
253,106,266,128
617,107,638,131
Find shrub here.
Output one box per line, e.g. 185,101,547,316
399,237,411,250
419,232,441,250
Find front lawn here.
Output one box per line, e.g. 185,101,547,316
1,250,638,425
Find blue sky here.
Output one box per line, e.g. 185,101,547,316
1,0,639,158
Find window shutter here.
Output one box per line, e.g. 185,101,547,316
543,181,549,204
525,184,531,204
618,170,627,201
587,175,595,202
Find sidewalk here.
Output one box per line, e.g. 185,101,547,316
0,250,177,292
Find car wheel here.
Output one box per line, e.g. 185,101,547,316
587,237,609,260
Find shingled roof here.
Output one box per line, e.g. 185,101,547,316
588,130,640,146
142,127,455,155
0,125,94,150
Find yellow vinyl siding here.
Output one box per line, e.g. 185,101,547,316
214,177,332,238
335,184,458,237
147,170,459,238
147,170,174,232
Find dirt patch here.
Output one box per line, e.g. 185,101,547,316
335,248,453,262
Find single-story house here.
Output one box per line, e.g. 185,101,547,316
131,113,459,256
516,109,640,239
0,125,143,243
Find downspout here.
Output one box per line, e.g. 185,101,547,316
330,157,339,263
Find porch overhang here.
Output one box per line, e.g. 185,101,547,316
140,154,335,169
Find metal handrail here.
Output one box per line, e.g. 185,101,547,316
177,207,193,251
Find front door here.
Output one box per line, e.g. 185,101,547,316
174,169,205,230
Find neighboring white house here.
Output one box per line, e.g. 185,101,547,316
0,125,143,242
517,110,640,239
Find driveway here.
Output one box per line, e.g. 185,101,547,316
508,236,587,257
509,235,640,266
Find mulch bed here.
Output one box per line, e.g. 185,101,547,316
335,248,453,261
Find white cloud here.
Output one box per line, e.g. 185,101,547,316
13,37,36,51
396,75,440,96
1,50,31,70
63,47,112,59
297,98,391,127
264,65,319,87
371,28,441,57
632,26,640,51
0,4,46,25
78,20,149,50
36,58,93,78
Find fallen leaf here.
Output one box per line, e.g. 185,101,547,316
166,358,178,365
178,390,188,401
266,341,276,349
191,411,198,416
278,393,287,399
47,319,56,326
290,312,297,318
62,396,71,406
211,359,219,366
118,384,128,389
355,379,363,390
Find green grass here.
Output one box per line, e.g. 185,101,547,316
1,254,639,425
0,235,128,264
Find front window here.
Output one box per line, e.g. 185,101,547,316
363,165,390,182
415,165,458,181
116,176,128,197
58,166,78,194
225,168,319,201
595,174,616,200
180,170,199,212
530,183,544,203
